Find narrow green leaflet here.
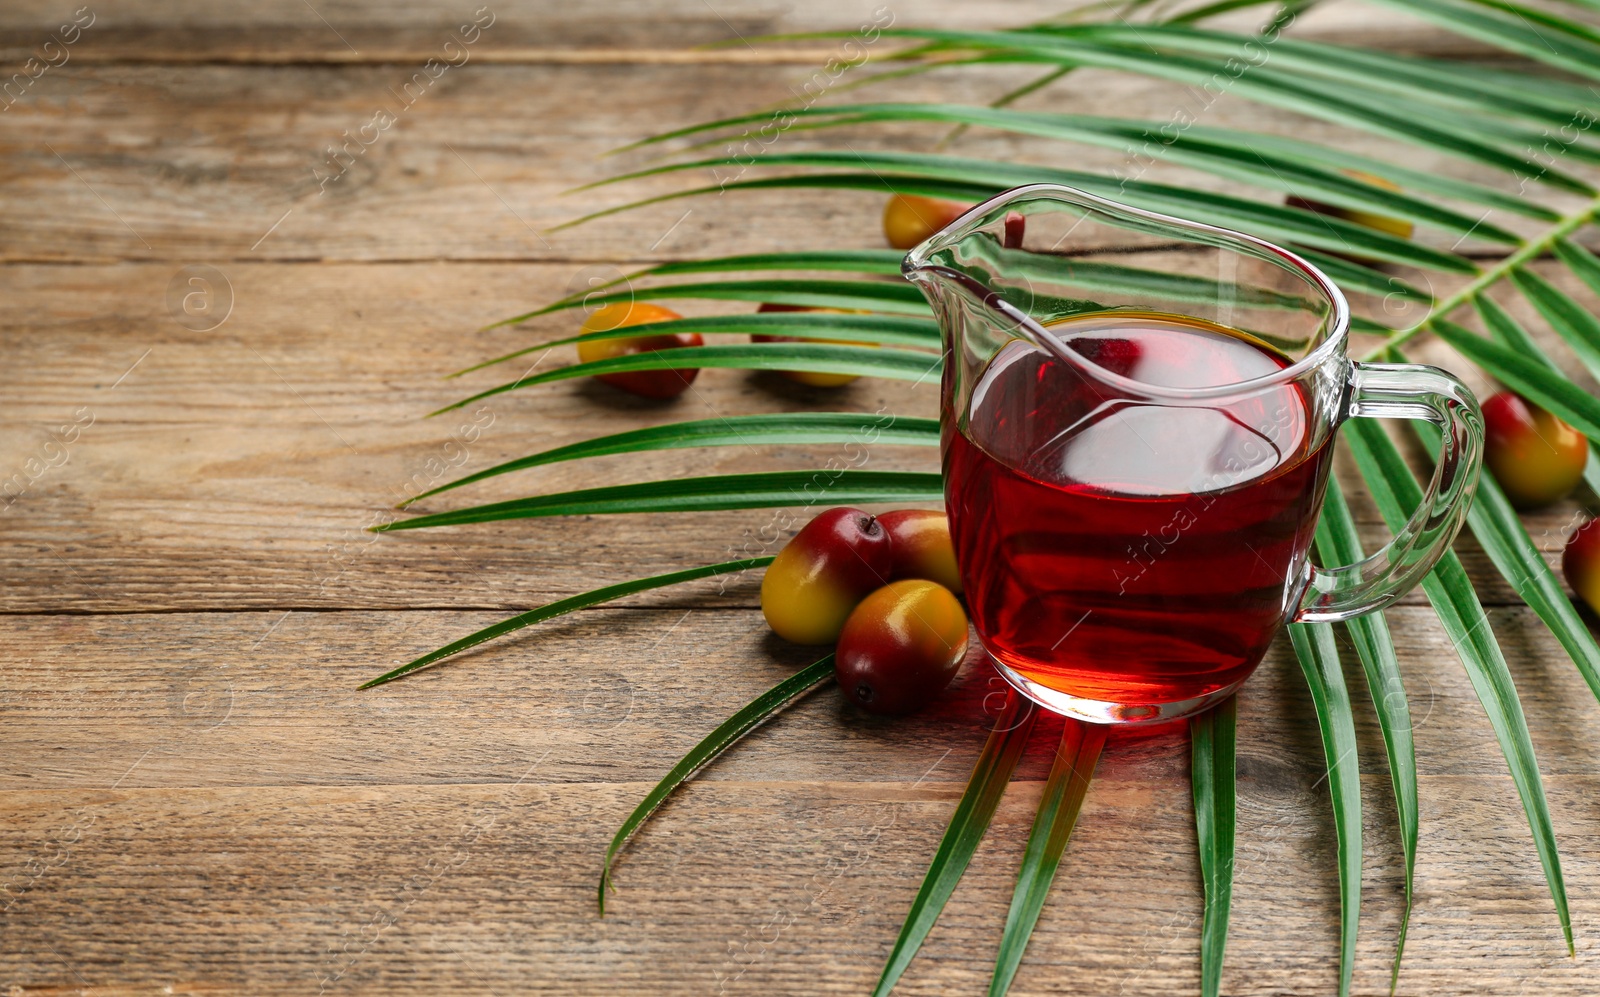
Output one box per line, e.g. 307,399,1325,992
480,251,907,332
1511,267,1600,383
1288,622,1363,997
360,557,775,689
1554,237,1600,299
486,278,933,328
854,29,1590,192
1071,24,1600,142
1345,417,1573,953
401,413,941,506
587,149,1474,274
1170,0,1296,21
633,102,1508,241
1368,0,1600,85
1430,319,1600,442
459,313,942,376
778,54,1555,220
374,470,946,531
1474,293,1600,495
1296,248,1428,303
554,249,905,295
1037,30,1596,170
1191,696,1237,997
875,691,1039,996
430,342,944,416
1223,132,1554,222
643,249,903,275
989,719,1106,997
599,653,837,914
1407,409,1600,708
1314,482,1417,992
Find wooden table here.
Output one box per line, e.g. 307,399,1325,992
3,2,1597,993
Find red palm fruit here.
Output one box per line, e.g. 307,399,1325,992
1285,171,1413,264
761,507,895,644
576,301,703,400
752,302,866,388
883,194,970,250
1483,390,1587,509
1003,211,1026,249
877,509,962,594
835,579,970,715
1564,519,1600,614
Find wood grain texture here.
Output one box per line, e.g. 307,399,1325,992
2,259,1598,613
2,58,1589,263
0,0,1524,63
4,0,1600,992
0,607,1597,995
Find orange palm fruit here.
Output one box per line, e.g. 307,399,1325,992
834,580,969,715
1483,390,1587,509
761,508,895,644
576,301,702,400
883,194,969,250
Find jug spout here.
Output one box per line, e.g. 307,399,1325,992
900,206,1023,315
900,183,1348,390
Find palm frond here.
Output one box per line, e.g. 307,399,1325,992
1314,483,1417,991
375,470,945,531
429,342,943,415
1347,417,1574,953
1288,622,1362,997
401,413,939,507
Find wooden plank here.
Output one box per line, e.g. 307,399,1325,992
5,259,1599,613
0,0,1518,63
4,4,1599,992
0,606,1595,994
2,775,1594,995
1,603,1596,790
0,58,1562,264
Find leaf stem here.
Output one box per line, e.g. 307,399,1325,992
1359,197,1600,361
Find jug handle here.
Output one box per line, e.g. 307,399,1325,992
1296,362,1484,623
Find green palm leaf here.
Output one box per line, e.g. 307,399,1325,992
430,342,944,416
401,413,940,507
1288,622,1363,997
846,29,1591,191
1312,483,1414,992
1512,267,1600,384
399,0,1600,985
1430,319,1600,443
576,165,1470,277
373,470,946,531
1403,390,1600,708
1191,696,1237,997
751,48,1557,220
600,653,837,914
989,719,1106,997
1346,417,1573,954
557,248,903,291
1554,238,1600,299
458,313,943,376
480,251,906,331
1369,0,1600,84
624,103,1515,241
1453,454,1600,707
360,557,775,688
1295,249,1429,303
1314,483,1417,992
1472,293,1600,495
1070,24,1600,143
487,278,933,328
875,690,1038,996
